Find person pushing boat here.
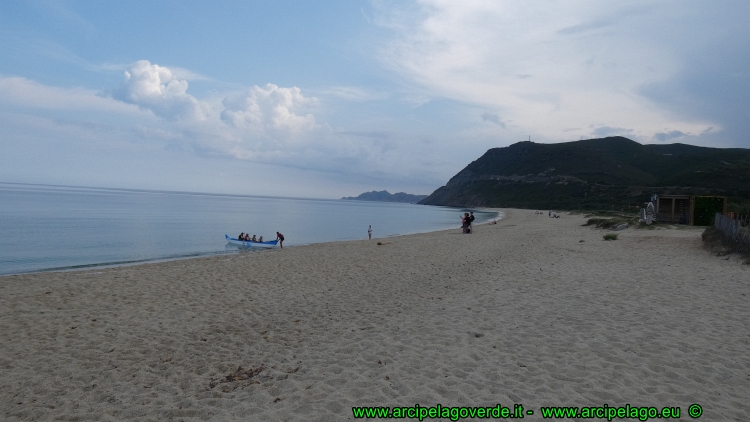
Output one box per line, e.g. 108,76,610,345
276,232,284,248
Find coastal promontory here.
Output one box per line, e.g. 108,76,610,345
419,136,750,210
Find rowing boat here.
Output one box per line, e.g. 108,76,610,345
225,235,278,248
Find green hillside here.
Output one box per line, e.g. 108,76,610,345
420,137,750,210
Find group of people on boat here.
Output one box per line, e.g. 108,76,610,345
237,232,264,243
235,231,285,248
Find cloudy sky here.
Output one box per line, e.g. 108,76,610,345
1,1,748,198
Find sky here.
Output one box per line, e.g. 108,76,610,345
1,0,748,198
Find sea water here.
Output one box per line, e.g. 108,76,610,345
0,183,499,276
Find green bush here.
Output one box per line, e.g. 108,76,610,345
693,196,725,226
603,233,618,241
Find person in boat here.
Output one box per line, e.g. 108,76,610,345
244,234,251,241
251,235,257,242
238,232,245,240
276,232,284,248
258,236,263,242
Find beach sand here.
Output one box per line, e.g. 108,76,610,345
1,209,748,421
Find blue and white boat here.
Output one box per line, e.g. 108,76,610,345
225,235,279,248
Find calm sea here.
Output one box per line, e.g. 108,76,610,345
0,183,499,276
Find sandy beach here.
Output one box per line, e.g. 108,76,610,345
1,209,748,421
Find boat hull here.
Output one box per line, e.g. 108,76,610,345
225,235,278,248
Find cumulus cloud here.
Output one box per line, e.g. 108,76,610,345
220,83,317,134
112,60,207,121
87,61,341,170
101,62,333,164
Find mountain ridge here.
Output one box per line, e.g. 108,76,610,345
419,137,750,209
342,190,428,203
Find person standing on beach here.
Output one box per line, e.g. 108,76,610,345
469,212,475,234
276,232,285,248
368,225,372,240
461,213,470,233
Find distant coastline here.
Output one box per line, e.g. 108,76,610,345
342,190,428,203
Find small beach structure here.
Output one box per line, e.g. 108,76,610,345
656,195,691,224
655,195,727,226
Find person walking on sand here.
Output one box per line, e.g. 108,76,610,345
368,225,372,240
276,231,285,248
469,212,475,234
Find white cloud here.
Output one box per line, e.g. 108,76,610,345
112,60,208,121
220,83,318,134
3,68,330,168
103,63,335,165
373,0,718,142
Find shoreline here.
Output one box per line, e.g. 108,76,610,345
2,208,747,420
0,210,504,278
